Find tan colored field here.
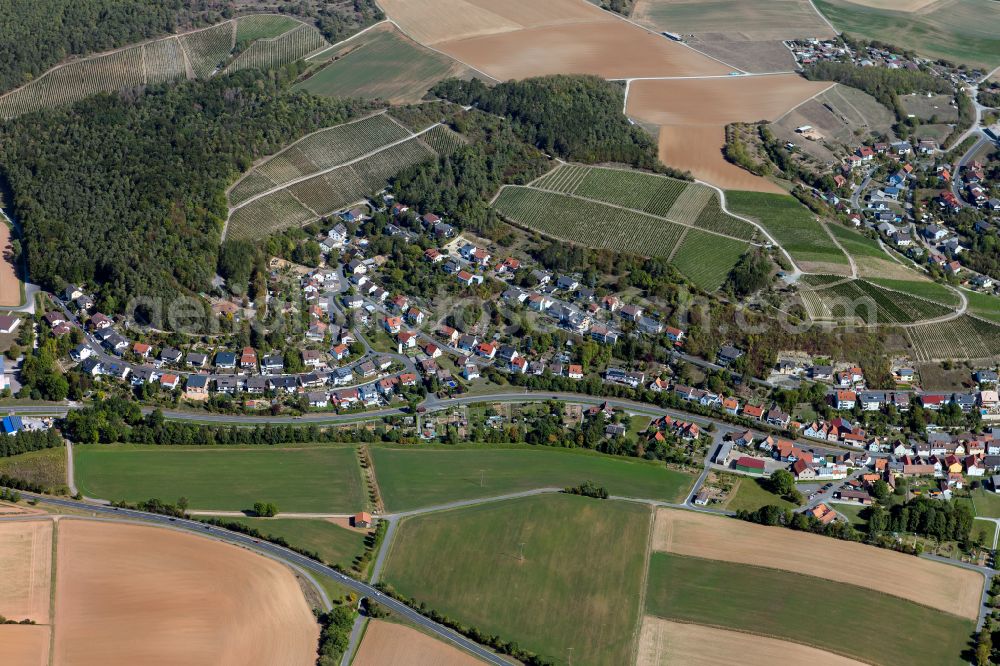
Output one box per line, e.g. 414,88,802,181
0,520,52,624
0,500,46,515
653,508,982,620
840,0,942,12
0,223,22,306
633,0,837,41
0,625,50,666
627,75,830,191
354,619,482,666
382,0,727,80
52,520,318,665
637,616,865,666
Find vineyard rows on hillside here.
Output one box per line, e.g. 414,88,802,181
906,316,1000,361
670,230,748,292
226,189,314,242
419,125,468,156
494,187,687,259
812,279,952,324
179,21,236,79
223,23,327,75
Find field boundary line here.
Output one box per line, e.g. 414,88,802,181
667,227,689,262
631,506,655,666
304,19,389,61
772,82,837,124
614,71,797,82
643,615,881,666
48,517,58,661
805,0,840,34
227,121,439,214
287,188,320,218
381,18,500,83
176,35,196,80
820,222,857,278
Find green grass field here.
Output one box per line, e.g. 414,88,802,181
836,503,869,529
814,0,1000,69
646,552,973,666
227,517,368,569
810,278,951,324
972,519,997,548
963,290,1000,323
295,25,466,103
725,191,848,267
383,494,650,665
0,446,66,490
967,488,1000,519
868,277,962,307
371,445,696,511
720,475,794,512
74,444,365,513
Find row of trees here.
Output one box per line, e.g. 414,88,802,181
0,429,62,458
431,75,672,174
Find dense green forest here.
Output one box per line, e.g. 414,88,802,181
0,70,371,316
431,75,672,174
0,0,224,93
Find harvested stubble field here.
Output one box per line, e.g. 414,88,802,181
0,520,53,624
682,35,797,74
354,619,482,666
626,75,831,192
632,0,836,41
0,223,22,306
724,191,849,270
380,0,728,80
905,315,1000,362
53,519,318,665
652,508,982,620
383,494,650,665
74,443,366,513
813,0,1000,69
372,445,695,511
637,617,864,666
0,624,50,666
296,23,474,104
646,552,973,666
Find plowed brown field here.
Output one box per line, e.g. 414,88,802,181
0,223,22,306
354,619,483,665
381,0,728,79
0,520,52,624
627,75,831,190
0,625,50,666
637,617,865,666
652,508,982,620
52,520,318,665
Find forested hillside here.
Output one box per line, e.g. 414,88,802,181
0,70,371,315
0,0,223,93
432,75,668,173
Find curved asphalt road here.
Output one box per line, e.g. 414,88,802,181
8,492,511,666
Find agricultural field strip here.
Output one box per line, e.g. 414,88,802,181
805,276,962,322
228,117,439,214
517,185,760,245
222,23,329,75
810,279,952,324
906,315,1000,362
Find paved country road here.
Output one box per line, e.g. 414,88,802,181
0,493,512,666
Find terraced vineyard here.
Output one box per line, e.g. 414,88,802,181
726,191,849,271
810,279,952,324
226,189,314,242
419,124,468,156
227,127,437,241
228,114,411,206
906,315,1000,362
223,23,327,74
494,187,688,260
179,21,236,79
692,196,757,239
670,230,749,292
0,15,321,120
532,164,689,217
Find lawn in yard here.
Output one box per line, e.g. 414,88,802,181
371,445,696,511
835,503,868,529
967,488,1000,519
383,493,650,665
225,518,369,570
646,552,973,666
73,444,365,513
720,474,794,513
